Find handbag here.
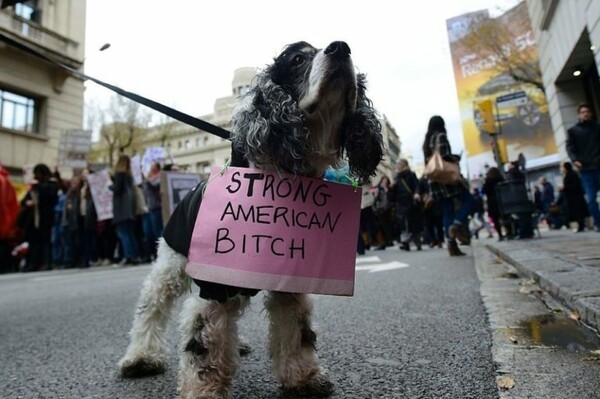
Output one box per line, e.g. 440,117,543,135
424,133,461,185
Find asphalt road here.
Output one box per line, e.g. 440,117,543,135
0,245,498,399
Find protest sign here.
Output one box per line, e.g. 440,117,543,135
161,171,202,223
187,167,361,296
57,129,92,169
87,169,114,221
131,154,143,185
142,147,167,175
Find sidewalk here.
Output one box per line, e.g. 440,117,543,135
484,228,600,331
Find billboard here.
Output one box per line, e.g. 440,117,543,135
446,3,557,178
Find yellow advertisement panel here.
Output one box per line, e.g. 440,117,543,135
446,3,557,178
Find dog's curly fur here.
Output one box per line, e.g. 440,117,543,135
118,41,383,399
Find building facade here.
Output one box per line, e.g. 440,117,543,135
526,0,600,169
0,0,87,184
91,67,401,184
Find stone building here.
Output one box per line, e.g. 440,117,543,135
0,0,87,183
526,0,600,163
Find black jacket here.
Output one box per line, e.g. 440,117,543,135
566,121,600,170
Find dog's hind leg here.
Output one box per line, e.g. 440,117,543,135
118,238,188,378
265,292,333,397
178,295,249,399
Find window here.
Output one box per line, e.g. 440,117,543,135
184,139,191,149
196,137,201,147
0,88,37,133
14,1,39,35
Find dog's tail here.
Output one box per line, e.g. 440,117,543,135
118,238,189,377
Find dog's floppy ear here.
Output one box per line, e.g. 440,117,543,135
343,73,384,181
231,72,308,175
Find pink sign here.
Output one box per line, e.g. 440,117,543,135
187,167,361,296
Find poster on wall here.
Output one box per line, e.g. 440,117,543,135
446,2,557,179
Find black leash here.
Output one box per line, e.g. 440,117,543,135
0,32,232,140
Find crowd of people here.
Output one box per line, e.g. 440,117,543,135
0,155,164,274
357,106,600,258
1,102,599,272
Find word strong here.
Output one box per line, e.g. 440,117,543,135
187,167,361,296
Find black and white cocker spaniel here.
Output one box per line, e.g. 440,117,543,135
118,41,384,399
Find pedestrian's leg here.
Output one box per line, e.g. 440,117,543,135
441,198,465,256
440,197,454,240
580,170,600,228
357,229,365,255
116,222,133,261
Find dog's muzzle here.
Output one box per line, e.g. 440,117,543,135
324,41,351,58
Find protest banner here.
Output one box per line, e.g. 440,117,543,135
87,169,114,221
131,154,143,185
187,167,361,296
160,171,202,223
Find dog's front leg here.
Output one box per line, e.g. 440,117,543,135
178,295,248,399
119,239,188,377
265,292,333,397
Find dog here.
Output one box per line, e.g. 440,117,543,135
118,41,384,398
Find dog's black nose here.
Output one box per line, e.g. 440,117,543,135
324,41,351,57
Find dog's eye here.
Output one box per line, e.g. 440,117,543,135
292,55,305,66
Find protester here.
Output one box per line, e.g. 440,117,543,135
482,167,506,241
0,163,19,273
539,176,555,221
566,103,600,232
142,162,163,260
470,187,493,239
65,175,83,267
533,186,544,223
111,154,139,265
51,180,67,268
389,159,422,251
19,163,59,272
422,115,472,256
504,162,534,239
357,179,379,255
80,169,99,267
372,175,393,249
417,176,444,248
560,161,589,232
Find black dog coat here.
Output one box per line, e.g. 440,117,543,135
162,150,260,302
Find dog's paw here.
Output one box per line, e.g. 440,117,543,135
118,357,166,378
279,374,334,398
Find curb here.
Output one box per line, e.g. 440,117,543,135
485,242,600,332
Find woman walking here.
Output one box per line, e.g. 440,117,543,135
422,115,473,256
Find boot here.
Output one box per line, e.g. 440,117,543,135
447,240,465,256
449,223,471,245
399,242,410,251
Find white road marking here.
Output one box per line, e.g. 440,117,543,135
355,256,381,264
355,261,410,273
